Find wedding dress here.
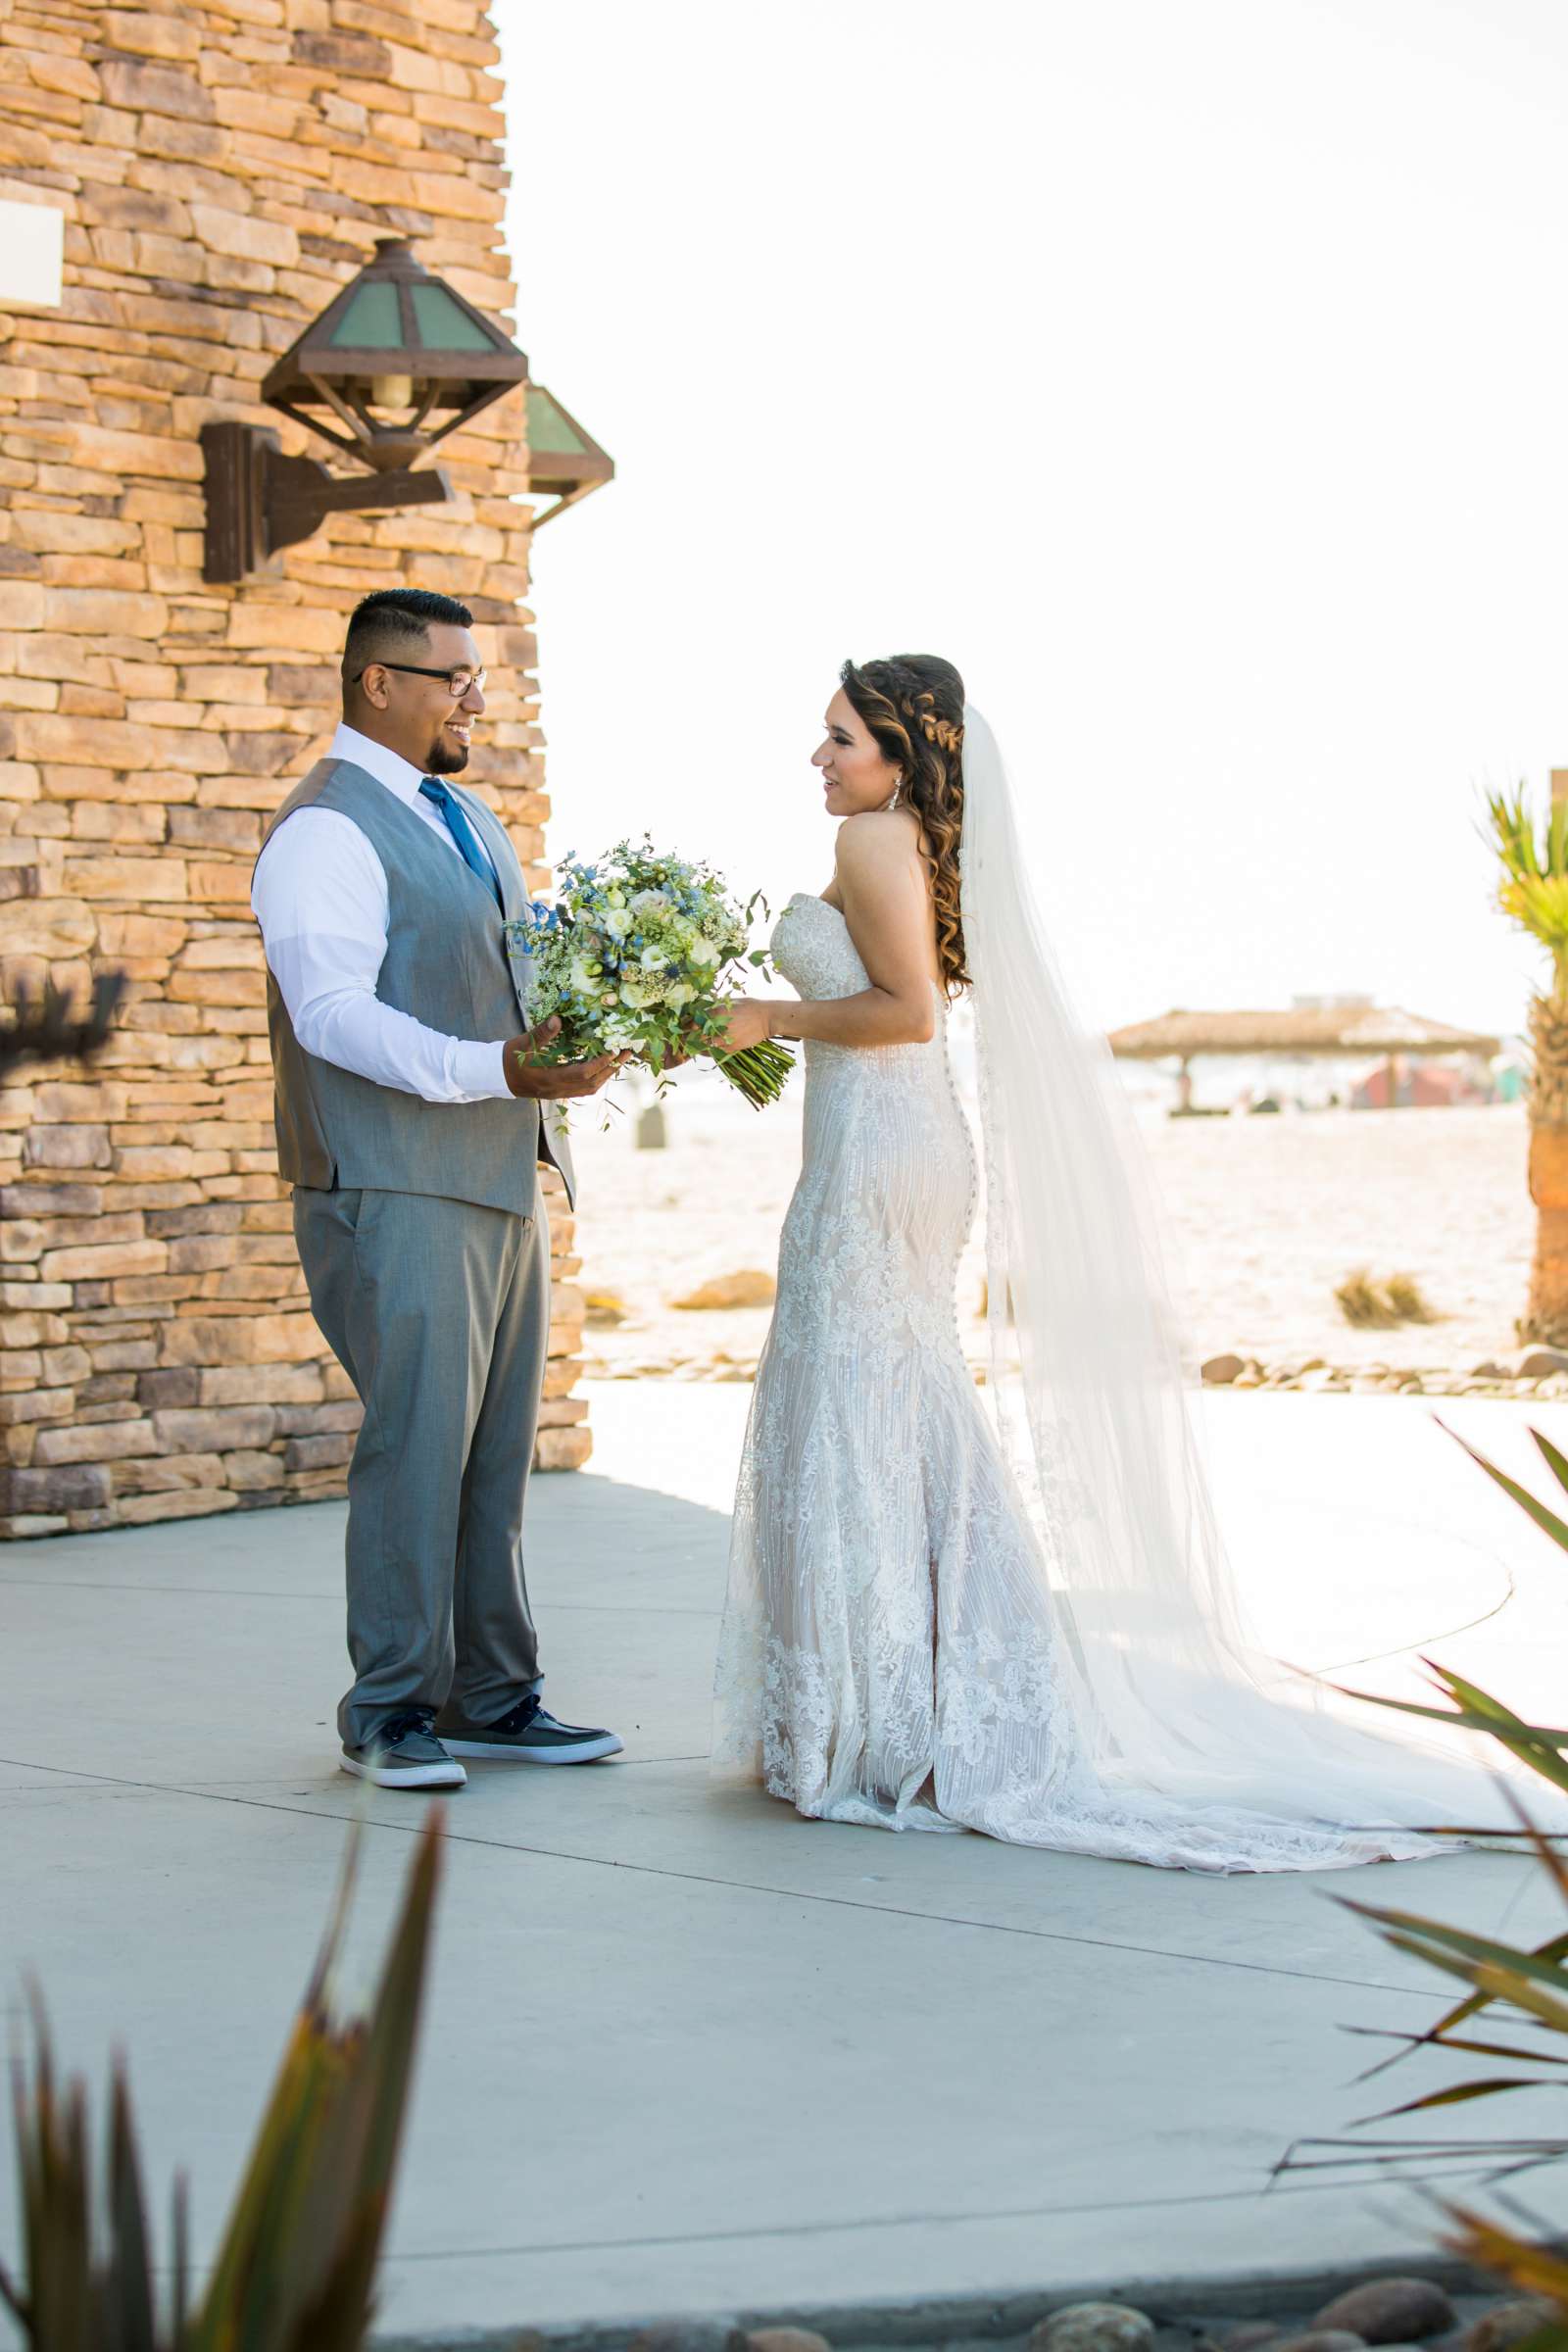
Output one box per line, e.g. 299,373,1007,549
713,709,1567,1872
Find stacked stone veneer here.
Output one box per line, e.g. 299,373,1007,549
0,0,590,1536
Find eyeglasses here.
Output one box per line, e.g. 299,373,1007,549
352,662,487,699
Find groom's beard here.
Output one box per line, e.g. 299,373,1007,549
423,730,470,775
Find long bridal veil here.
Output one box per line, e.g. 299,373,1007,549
960,702,1565,1854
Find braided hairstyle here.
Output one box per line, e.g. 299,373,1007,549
838,653,969,996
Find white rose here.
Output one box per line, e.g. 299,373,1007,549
688,934,719,967
639,945,668,972
665,983,696,1009
569,956,601,994
630,889,670,916
602,907,632,939
619,980,648,1010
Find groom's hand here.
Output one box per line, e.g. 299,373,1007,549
505,1018,620,1101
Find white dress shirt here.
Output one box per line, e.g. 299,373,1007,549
251,722,514,1103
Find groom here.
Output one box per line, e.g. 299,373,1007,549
251,586,622,1789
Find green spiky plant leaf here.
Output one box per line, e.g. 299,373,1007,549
1,1807,442,2352
1274,1419,1568,2330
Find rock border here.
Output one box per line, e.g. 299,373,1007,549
368,2244,1567,2352
1198,1348,1568,1397
580,1350,1568,1398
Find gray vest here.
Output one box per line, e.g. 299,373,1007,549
259,757,575,1216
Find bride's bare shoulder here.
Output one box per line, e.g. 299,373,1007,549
833,807,922,879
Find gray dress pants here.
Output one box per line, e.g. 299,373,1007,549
292,1183,550,1748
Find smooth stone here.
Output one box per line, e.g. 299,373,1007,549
746,2331,834,2352
1465,2300,1561,2352
1200,1352,1247,1384
1510,1345,1568,1378
1269,2334,1368,2352
672,1269,778,1310
628,2324,749,2352
1029,2302,1157,2352
1311,2281,1457,2343
1223,2328,1281,2352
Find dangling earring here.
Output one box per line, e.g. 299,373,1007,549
885,772,904,810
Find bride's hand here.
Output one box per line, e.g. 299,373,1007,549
710,1000,772,1054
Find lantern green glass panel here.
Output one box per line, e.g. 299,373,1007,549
410,283,495,352
526,386,591,455
327,280,405,349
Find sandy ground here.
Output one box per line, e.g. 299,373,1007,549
564,1075,1535,1380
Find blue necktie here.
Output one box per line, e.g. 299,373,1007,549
418,776,504,912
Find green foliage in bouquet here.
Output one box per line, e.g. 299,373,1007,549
506,838,795,1110
0,1808,442,2352
1274,1421,1568,2340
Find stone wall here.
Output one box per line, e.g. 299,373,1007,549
0,0,590,1537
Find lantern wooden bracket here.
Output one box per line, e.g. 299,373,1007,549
200,420,452,586
523,383,614,529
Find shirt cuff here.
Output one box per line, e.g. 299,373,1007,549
457,1039,515,1101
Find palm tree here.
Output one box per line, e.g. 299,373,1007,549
1488,785,1568,1343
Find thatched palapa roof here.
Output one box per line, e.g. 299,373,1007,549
1107,1005,1503,1060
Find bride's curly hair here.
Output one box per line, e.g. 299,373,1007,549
838,653,969,996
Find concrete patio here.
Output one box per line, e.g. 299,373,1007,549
2,1383,1566,2347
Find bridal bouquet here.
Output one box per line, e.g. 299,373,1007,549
504,839,795,1109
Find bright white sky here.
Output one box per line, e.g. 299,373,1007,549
494,0,1568,1039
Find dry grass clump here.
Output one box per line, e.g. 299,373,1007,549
1335,1268,1439,1328
1382,1272,1437,1323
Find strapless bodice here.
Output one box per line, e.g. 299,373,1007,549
770,892,870,1001
769,892,947,1058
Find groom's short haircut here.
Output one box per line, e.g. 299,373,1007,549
343,588,474,696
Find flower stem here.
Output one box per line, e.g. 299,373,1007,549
715,1040,795,1109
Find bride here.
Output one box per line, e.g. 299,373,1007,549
708,653,1563,1873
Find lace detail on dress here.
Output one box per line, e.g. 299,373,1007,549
710,894,1443,1873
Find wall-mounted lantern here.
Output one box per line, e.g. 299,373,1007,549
524,384,614,529
202,236,613,582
